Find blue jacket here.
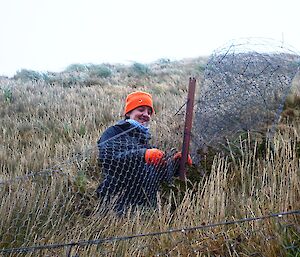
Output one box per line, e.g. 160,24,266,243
96,120,175,214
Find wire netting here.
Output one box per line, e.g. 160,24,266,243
1,38,300,256
0,121,183,254
1,118,299,256
193,38,300,153
95,124,179,215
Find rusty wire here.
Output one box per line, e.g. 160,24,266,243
0,210,298,255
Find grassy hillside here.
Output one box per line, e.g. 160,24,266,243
0,57,299,256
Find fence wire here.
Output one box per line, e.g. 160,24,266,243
0,210,298,255
0,121,184,253
0,146,96,186
0,104,187,187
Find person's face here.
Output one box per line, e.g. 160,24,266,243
128,106,152,126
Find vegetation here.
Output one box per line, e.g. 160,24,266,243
131,62,150,76
0,57,299,256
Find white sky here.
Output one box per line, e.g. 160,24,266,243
0,0,299,77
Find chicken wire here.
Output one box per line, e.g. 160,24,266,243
96,124,179,215
193,38,300,152
2,37,300,255
0,123,182,252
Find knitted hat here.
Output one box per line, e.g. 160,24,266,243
124,91,155,115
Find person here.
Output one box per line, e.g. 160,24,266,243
96,91,192,215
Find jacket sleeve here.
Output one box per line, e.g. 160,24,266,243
97,126,148,176
97,127,114,161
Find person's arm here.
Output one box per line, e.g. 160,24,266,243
98,126,122,160
98,126,147,161
98,126,150,180
98,126,166,172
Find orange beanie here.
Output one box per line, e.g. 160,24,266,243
124,91,155,115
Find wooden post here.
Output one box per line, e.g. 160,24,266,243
179,77,196,180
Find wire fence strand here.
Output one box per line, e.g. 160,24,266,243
0,210,298,254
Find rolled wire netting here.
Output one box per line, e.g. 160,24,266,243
193,38,300,155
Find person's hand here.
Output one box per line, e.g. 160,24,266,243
145,149,165,165
173,152,192,166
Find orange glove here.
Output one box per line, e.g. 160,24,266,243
174,152,193,166
145,149,165,165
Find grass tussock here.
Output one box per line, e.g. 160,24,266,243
0,57,300,256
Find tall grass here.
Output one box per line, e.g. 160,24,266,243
0,58,299,256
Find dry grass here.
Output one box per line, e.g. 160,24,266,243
0,58,299,256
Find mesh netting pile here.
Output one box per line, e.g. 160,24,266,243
193,38,300,152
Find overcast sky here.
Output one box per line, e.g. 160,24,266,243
0,0,299,77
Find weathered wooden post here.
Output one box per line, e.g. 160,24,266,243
179,77,196,180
